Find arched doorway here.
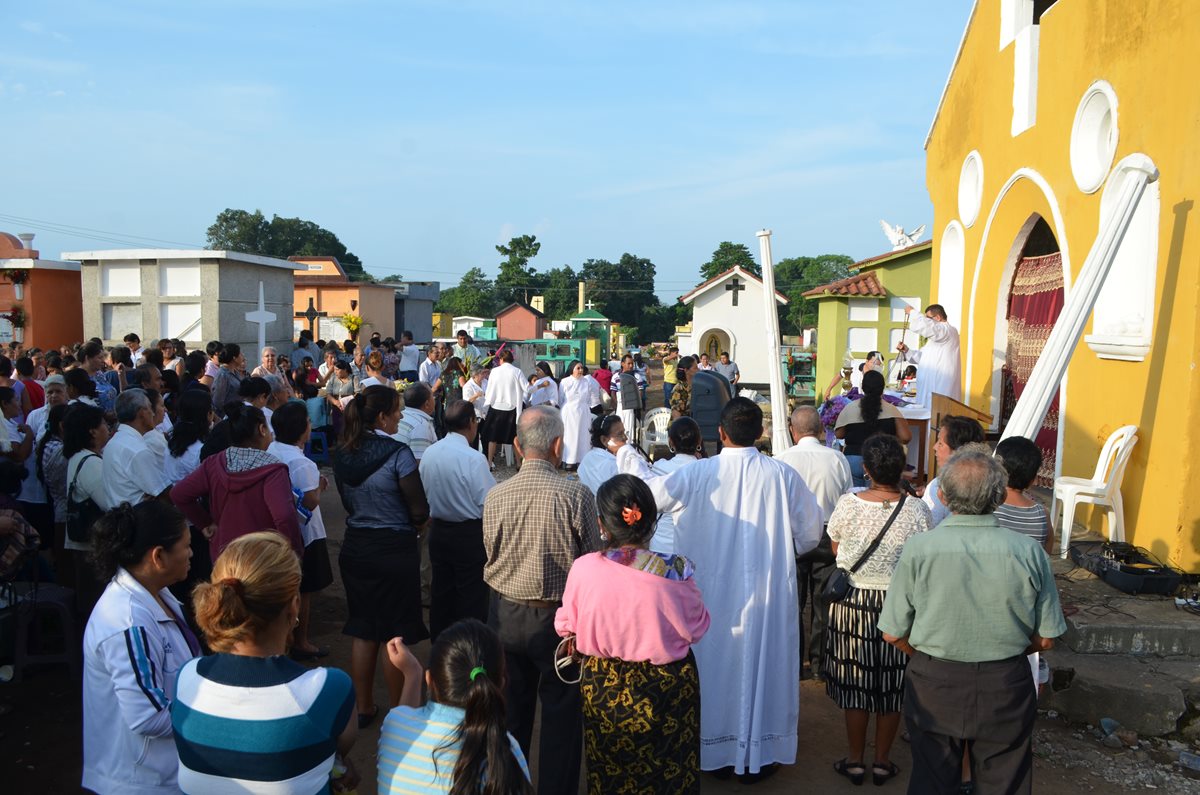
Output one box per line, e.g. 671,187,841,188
700,329,730,361
1000,216,1064,487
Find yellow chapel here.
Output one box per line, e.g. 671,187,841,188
924,0,1200,570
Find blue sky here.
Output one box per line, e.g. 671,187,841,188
1,1,971,301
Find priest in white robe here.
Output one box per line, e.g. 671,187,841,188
647,397,822,775
898,303,962,408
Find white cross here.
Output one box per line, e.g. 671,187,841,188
585,300,596,310
245,281,276,364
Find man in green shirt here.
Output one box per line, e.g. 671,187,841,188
879,449,1066,795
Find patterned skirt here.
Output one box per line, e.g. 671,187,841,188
824,586,908,713
580,651,700,795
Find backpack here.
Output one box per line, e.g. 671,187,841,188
618,372,642,412
66,453,106,544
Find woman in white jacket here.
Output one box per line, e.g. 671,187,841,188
82,500,199,794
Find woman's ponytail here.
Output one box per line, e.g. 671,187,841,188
430,619,533,795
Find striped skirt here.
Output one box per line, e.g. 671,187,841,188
823,586,908,713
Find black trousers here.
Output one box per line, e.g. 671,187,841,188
796,532,836,671
489,593,582,794
904,652,1037,795
428,518,490,640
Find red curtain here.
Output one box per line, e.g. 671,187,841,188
1002,252,1064,487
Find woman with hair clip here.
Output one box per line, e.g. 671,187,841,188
378,618,532,794
577,413,622,494
172,532,358,794
555,474,710,794
358,350,392,389
81,501,199,795
834,370,911,487
170,401,302,559
333,384,430,728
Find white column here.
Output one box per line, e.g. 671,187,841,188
1002,156,1158,441
757,229,791,453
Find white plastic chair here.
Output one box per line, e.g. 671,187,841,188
640,407,672,458
1053,424,1138,558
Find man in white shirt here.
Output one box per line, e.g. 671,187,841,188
897,303,962,408
397,330,421,382
452,329,483,362
483,349,526,468
394,383,437,460
419,399,496,639
611,354,646,445
775,404,853,679
104,388,171,507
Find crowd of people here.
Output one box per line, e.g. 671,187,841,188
0,323,1068,795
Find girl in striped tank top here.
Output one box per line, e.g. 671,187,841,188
378,619,532,795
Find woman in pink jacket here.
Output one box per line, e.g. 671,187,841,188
555,474,710,795
171,402,302,559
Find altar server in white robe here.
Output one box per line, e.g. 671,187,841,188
648,397,823,775
897,303,962,408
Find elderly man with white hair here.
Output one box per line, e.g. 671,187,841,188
103,388,171,507
879,449,1066,795
482,405,601,794
775,404,853,678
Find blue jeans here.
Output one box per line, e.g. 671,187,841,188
846,454,867,488
663,382,675,406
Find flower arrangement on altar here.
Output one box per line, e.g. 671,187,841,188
340,312,367,340
393,378,414,395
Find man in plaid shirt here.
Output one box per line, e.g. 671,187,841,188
483,405,601,794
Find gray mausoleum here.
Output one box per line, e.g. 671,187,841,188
65,249,303,355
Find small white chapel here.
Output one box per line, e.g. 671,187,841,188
675,265,789,387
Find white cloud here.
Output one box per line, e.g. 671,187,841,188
48,90,66,97
0,54,88,75
496,222,517,244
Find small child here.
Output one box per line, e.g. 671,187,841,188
301,381,332,437
378,619,532,795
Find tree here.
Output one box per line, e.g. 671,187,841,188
579,253,659,327
637,303,681,344
700,241,759,281
495,234,541,304
205,208,372,281
774,254,855,334
540,265,578,320
435,267,498,318
378,274,406,283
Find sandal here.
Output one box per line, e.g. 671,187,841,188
834,758,866,786
357,704,380,729
872,761,900,786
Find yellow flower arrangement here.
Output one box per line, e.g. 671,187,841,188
340,312,366,334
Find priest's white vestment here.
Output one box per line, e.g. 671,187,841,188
649,445,822,773
906,314,962,408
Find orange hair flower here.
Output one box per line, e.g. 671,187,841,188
622,505,642,526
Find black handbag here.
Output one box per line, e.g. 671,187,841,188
820,494,907,605
66,453,105,544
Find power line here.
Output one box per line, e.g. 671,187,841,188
0,212,207,249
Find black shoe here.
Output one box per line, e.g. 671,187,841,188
834,758,866,786
738,764,781,785
706,766,735,780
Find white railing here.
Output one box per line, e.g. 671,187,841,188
1001,155,1158,441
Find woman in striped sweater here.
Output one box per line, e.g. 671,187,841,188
172,532,358,794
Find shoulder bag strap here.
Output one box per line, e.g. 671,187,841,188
847,494,907,574
68,452,99,502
